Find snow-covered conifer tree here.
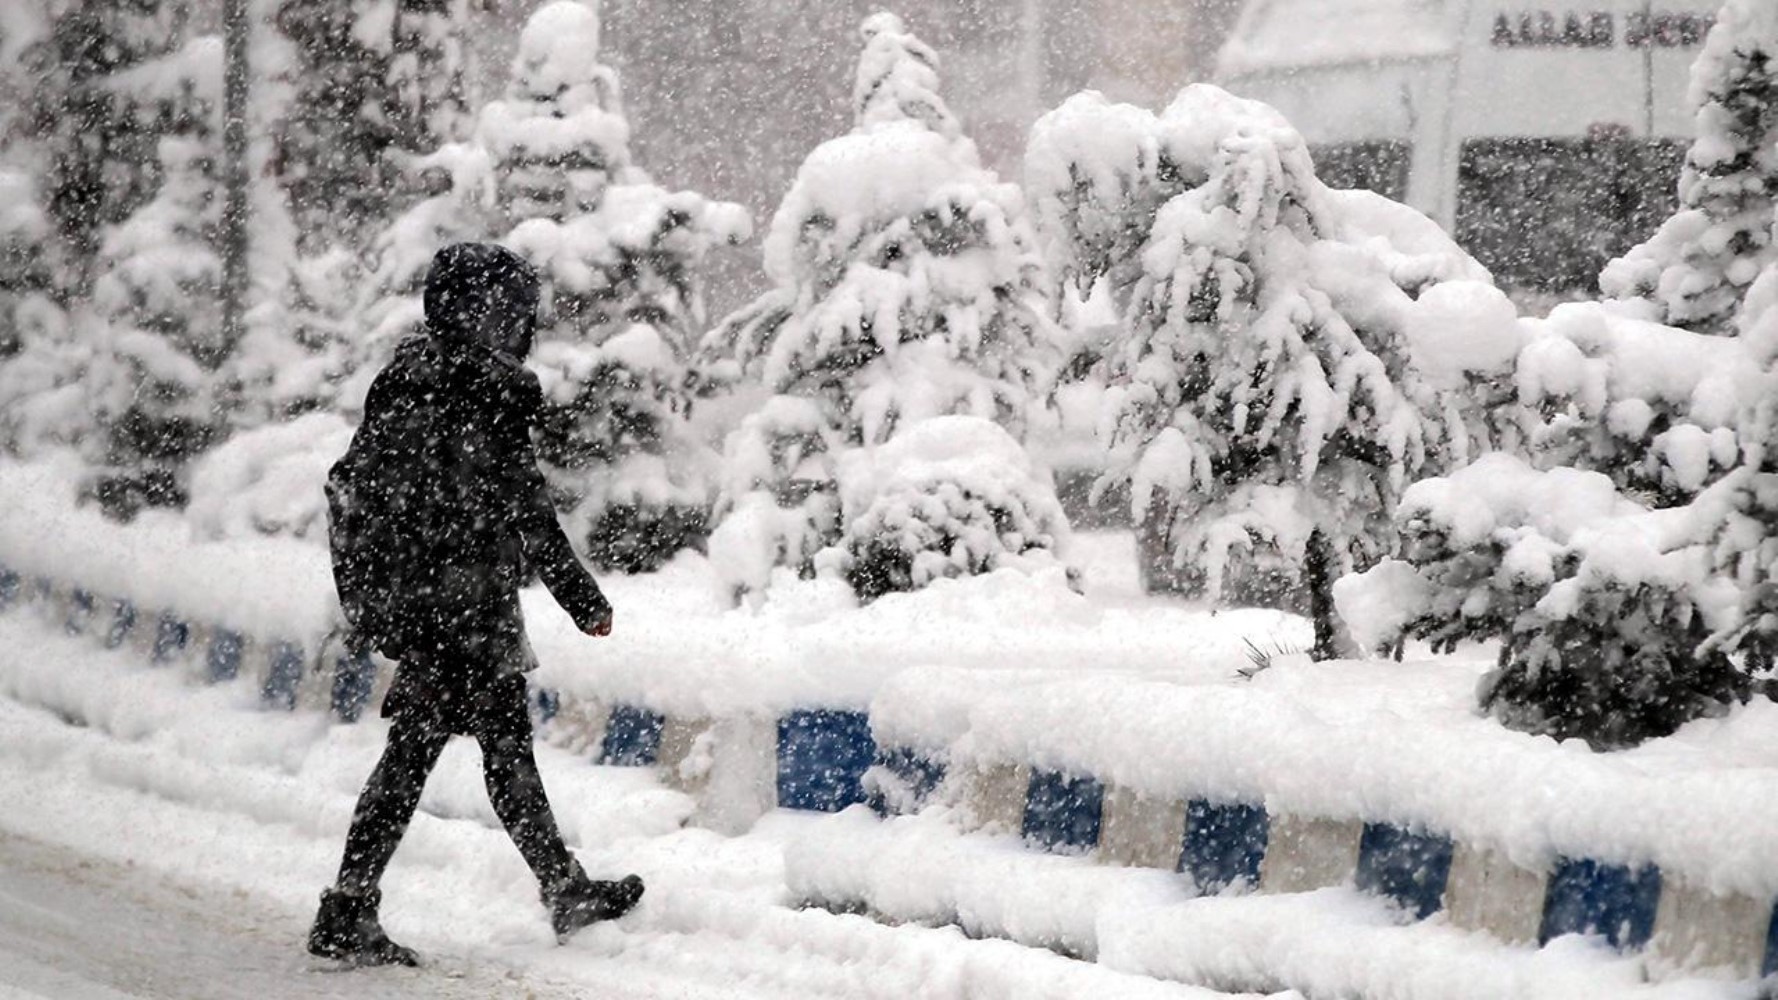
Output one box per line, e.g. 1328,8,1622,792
386,0,471,166
1334,246,1778,746
1514,302,1748,506
1024,92,1181,319
82,38,225,517
271,0,395,250
480,0,748,573
704,12,1068,604
228,0,393,429
230,0,473,428
26,0,189,298
0,171,52,362
1693,260,1778,668
1029,85,1503,656
0,171,79,456
350,142,498,402
705,395,842,603
1601,0,1778,333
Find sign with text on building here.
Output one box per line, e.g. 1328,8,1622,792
1490,10,1713,50
1457,1,1714,141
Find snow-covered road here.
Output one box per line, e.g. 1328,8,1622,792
0,829,612,1000
0,611,1240,1000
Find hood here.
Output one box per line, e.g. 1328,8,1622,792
423,242,541,360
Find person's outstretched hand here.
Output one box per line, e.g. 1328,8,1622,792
586,612,613,638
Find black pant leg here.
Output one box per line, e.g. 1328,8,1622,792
334,706,451,896
475,676,577,894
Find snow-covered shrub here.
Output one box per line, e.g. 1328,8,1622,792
1335,454,1752,748
706,396,842,605
702,12,1066,604
185,411,352,540
1515,301,1752,506
1600,0,1778,333
831,416,1073,602
1027,84,1504,655
484,0,748,572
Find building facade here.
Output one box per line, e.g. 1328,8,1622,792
1217,0,1716,294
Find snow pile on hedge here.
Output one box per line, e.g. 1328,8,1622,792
832,416,1074,601
185,412,353,542
0,454,1307,720
0,457,340,642
1516,302,1758,505
1335,454,1753,748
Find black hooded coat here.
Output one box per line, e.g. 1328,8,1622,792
328,244,610,714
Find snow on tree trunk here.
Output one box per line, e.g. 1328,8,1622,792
1600,0,1778,334
702,12,1068,605
483,0,749,573
1027,85,1502,647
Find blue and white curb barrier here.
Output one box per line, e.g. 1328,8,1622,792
4,559,1775,984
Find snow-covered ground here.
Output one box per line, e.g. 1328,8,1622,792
0,609,1261,1000
3,562,1772,997
4,458,1776,997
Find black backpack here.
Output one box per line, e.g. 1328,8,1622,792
326,444,402,656
325,391,453,658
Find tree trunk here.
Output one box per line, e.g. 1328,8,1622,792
218,0,250,366
1306,528,1339,661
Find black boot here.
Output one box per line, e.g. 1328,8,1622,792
308,888,421,967
547,868,645,941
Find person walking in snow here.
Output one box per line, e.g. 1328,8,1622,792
309,242,643,967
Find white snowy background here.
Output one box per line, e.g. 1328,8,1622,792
0,0,1776,996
